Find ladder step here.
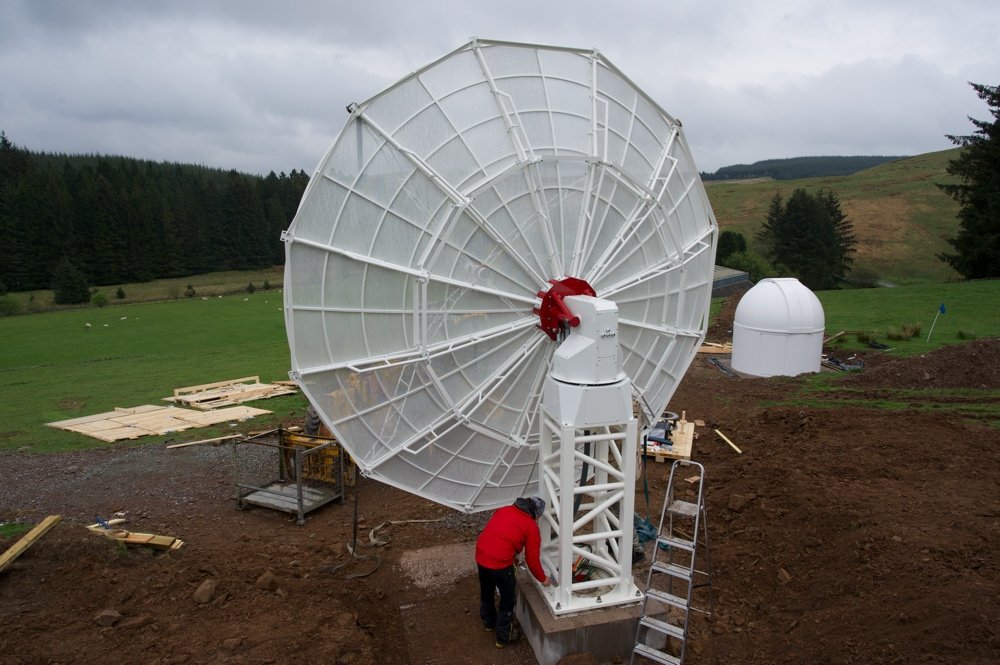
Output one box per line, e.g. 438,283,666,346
651,560,692,581
657,535,694,552
644,588,689,611
667,500,699,517
640,615,686,640
633,642,681,665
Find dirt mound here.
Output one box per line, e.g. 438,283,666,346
839,338,1000,389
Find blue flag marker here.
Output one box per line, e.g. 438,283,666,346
927,303,946,342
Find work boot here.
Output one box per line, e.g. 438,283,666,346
495,611,519,646
495,628,520,648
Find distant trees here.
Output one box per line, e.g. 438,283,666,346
938,82,1000,278
0,132,309,294
755,188,857,290
716,230,747,263
701,155,906,181
51,258,90,304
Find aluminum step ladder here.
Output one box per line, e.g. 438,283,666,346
632,460,714,665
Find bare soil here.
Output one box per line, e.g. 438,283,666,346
2,319,998,664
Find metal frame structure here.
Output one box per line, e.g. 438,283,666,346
234,429,345,525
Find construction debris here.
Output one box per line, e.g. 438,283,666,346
643,412,696,462
698,341,732,354
47,404,270,442
87,521,183,550
165,376,297,410
821,355,865,372
0,515,61,573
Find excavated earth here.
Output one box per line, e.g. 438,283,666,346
1,298,998,664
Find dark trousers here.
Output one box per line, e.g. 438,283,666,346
478,564,517,641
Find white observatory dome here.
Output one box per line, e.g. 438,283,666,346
731,278,824,377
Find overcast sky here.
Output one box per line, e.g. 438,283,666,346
1,0,997,175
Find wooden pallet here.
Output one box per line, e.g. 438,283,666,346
47,404,271,442
165,376,298,410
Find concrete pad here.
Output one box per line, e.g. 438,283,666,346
515,573,647,665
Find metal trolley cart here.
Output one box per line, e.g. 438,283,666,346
234,429,344,524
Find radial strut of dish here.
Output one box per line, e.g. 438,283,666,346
283,39,718,512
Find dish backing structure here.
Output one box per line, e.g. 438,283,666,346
283,39,717,550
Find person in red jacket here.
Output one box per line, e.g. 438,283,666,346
475,496,551,647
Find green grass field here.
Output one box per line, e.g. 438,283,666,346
0,291,307,453
817,280,1000,355
2,276,996,454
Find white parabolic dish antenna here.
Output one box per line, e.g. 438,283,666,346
283,39,718,514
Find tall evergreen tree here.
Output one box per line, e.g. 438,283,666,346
938,82,1000,278
756,188,856,290
51,257,90,304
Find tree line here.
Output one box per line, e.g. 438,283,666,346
0,132,309,295
701,155,906,181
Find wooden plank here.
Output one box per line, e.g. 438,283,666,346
98,530,181,550
166,434,243,449
0,515,61,573
715,429,743,454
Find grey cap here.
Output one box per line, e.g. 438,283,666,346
529,496,546,518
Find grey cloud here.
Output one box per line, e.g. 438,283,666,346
2,1,998,174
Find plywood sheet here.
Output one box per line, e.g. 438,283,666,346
47,405,271,442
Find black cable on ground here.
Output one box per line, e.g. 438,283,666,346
319,476,381,579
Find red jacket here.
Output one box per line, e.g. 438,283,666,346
475,505,546,582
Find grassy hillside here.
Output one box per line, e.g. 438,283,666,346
705,149,962,283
